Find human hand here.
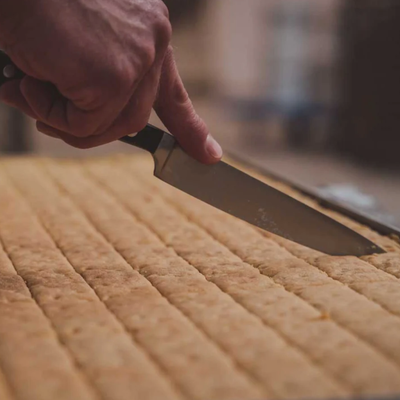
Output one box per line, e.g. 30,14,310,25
0,0,222,163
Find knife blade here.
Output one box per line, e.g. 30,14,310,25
0,50,385,256
121,130,384,256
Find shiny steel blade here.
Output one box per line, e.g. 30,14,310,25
152,134,384,256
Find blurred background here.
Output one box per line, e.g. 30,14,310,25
1,0,400,227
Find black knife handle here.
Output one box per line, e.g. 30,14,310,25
119,124,166,154
0,49,166,154
0,50,25,86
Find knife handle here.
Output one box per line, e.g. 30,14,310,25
0,50,25,85
0,49,166,154
119,125,166,154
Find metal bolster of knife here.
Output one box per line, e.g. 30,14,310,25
119,125,166,154
120,125,177,174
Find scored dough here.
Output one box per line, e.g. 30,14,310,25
0,154,399,400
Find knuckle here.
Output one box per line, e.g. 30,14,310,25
72,86,105,112
140,43,157,70
151,0,170,20
149,2,172,53
107,63,131,91
157,14,172,38
158,1,170,19
68,89,114,138
96,58,135,96
113,50,153,83
155,17,172,51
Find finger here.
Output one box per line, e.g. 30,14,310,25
37,65,163,149
34,44,166,150
37,119,137,149
61,50,165,147
36,77,156,150
37,123,116,149
154,48,222,164
36,122,99,148
36,122,101,149
102,59,163,140
0,80,38,119
20,76,128,138
36,121,61,139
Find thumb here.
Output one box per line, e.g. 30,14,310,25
154,47,222,164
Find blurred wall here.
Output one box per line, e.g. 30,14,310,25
208,0,340,102
205,0,342,150
335,0,400,166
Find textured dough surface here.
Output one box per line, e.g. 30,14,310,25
0,154,399,400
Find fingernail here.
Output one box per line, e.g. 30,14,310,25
206,135,223,159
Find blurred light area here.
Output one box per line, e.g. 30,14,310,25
206,0,341,152
0,0,399,224
210,0,338,103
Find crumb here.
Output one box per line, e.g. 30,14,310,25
314,312,330,321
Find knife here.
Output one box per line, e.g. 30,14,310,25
0,50,385,256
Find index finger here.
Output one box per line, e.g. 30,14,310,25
154,48,222,164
